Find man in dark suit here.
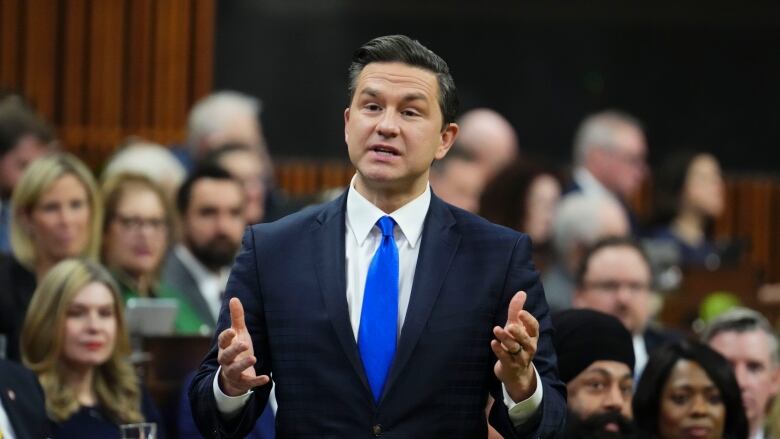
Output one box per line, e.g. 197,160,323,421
0,358,48,439
564,110,647,234
162,166,247,334
573,236,679,379
190,34,565,438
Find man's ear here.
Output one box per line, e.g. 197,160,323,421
769,363,780,396
434,123,459,160
344,108,351,143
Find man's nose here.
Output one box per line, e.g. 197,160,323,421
602,384,627,412
376,111,400,138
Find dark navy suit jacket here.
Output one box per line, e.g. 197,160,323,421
190,192,566,438
0,359,48,439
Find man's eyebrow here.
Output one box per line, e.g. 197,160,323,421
360,88,380,98
359,88,427,103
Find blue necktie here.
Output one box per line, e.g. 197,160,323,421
358,215,399,402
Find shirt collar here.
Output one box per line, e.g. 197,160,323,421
175,244,230,285
346,176,430,248
574,167,619,202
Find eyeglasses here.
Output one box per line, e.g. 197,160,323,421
581,280,650,295
112,214,166,233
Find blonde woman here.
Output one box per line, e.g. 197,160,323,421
20,258,162,438
0,152,102,361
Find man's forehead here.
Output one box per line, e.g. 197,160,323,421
356,62,439,98
581,360,633,377
711,330,772,357
588,246,649,274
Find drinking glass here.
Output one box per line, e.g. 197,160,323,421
120,422,157,439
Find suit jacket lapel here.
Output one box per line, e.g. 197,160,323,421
383,194,460,399
311,193,371,393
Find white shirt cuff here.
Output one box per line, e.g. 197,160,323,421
503,365,543,426
212,366,253,419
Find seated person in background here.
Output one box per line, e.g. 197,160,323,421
567,110,647,234
101,138,187,204
429,145,486,213
203,143,270,225
161,166,246,333
0,94,55,254
543,193,629,312
101,173,204,334
0,358,49,439
0,152,102,361
633,339,748,439
573,236,679,379
480,161,562,271
456,107,520,182
180,91,269,173
553,309,637,439
702,308,780,439
647,150,725,269
20,258,163,438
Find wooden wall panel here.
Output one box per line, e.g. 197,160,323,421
0,0,21,88
23,0,57,119
125,0,154,134
0,0,214,166
60,0,87,150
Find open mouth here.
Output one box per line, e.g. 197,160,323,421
370,145,400,156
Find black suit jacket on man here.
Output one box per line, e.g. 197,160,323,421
190,192,566,438
0,359,48,439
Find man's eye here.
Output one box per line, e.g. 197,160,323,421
585,381,606,391
402,109,420,117
364,104,381,111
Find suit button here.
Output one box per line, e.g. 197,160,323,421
372,424,383,436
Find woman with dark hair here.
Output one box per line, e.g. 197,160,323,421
647,150,725,268
633,339,748,439
480,161,562,270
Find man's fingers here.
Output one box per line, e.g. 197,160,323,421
218,328,236,350
518,310,539,339
493,326,521,354
242,373,271,388
229,297,247,331
218,339,250,367
506,291,527,325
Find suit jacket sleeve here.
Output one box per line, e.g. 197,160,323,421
488,234,567,438
189,228,273,438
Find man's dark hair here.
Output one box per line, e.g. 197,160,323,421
347,35,459,127
176,165,240,214
575,236,653,288
0,97,54,157
633,339,748,439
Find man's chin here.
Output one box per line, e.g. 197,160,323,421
565,410,636,439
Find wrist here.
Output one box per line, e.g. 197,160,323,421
219,371,246,397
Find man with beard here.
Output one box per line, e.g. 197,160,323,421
163,166,246,333
553,308,638,439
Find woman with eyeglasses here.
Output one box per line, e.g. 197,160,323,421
100,173,204,334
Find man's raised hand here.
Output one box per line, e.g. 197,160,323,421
217,297,270,396
491,291,539,402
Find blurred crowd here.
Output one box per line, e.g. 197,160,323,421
0,88,777,439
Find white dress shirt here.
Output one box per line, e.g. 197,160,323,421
214,181,542,426
175,244,231,322
0,400,16,439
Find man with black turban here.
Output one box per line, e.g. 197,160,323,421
553,308,638,439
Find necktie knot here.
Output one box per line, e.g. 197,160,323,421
377,216,395,238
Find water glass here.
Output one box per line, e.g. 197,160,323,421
120,422,157,439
